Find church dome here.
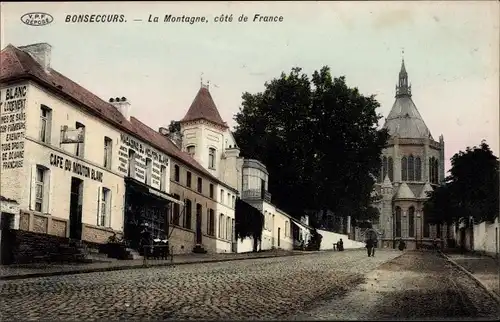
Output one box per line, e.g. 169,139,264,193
383,59,433,140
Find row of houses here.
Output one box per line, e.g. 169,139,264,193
0,42,315,263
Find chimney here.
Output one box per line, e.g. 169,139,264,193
162,121,183,148
109,97,131,121
18,43,52,72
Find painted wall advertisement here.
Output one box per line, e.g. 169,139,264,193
0,85,27,170
117,133,169,189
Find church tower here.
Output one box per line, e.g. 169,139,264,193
179,82,242,192
374,57,446,249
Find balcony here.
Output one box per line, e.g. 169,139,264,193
241,189,272,203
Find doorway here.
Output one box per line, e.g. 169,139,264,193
0,212,15,264
69,177,84,240
195,203,202,244
278,227,281,248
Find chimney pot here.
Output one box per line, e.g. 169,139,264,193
109,98,114,102
115,97,120,102
121,97,126,102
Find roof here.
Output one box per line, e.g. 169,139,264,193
383,60,433,140
0,44,237,192
395,182,415,199
180,86,228,128
419,182,434,199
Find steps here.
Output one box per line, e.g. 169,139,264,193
193,244,207,254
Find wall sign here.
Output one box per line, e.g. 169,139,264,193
0,85,27,170
117,133,169,189
49,153,104,182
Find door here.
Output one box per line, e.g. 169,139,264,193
278,227,281,248
69,177,83,240
0,213,15,264
195,203,202,244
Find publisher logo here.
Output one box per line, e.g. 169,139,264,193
20,12,54,26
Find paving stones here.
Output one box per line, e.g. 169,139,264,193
0,250,400,320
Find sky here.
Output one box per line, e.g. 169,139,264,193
1,1,499,174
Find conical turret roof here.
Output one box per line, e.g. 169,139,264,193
181,85,227,128
395,182,415,199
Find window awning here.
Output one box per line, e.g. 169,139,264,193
147,188,184,206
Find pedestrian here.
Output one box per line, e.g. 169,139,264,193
398,238,406,251
338,238,344,251
366,238,375,257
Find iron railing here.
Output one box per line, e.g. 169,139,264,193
241,189,272,203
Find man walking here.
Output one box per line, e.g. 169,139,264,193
366,238,375,257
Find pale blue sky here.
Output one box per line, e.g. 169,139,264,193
1,1,499,173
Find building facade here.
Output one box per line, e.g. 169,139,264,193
372,59,446,250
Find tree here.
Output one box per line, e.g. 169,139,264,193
233,66,389,221
424,141,499,226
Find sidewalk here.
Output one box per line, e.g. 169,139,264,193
441,251,500,302
0,249,315,281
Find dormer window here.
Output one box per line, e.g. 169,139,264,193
208,148,216,169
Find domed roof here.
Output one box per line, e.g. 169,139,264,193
383,59,433,140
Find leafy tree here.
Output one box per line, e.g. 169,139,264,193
424,141,499,226
235,198,264,252
234,66,389,222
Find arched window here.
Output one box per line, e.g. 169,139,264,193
395,207,402,237
388,157,394,181
408,207,415,237
401,157,408,181
382,156,388,181
186,145,195,157
415,157,422,181
408,155,415,181
434,159,439,184
208,148,216,169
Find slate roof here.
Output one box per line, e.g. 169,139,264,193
395,182,415,199
383,60,433,140
1,44,235,191
181,86,228,128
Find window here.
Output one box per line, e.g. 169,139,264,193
75,122,85,157
207,208,215,236
388,157,394,181
226,217,231,240
401,157,408,181
264,211,268,230
209,184,214,198
172,194,181,226
197,177,202,193
39,105,51,143
220,189,225,203
415,157,422,181
395,207,402,237
186,171,192,188
429,157,440,184
145,158,152,185
285,221,289,237
208,148,216,169
408,207,415,237
128,149,135,177
34,166,48,212
219,213,225,238
187,145,195,157
97,187,111,227
103,137,112,169
408,155,415,181
423,215,430,238
184,199,192,229
160,165,167,191
174,165,180,182
232,219,235,241
382,156,388,181
232,196,235,208
227,193,230,204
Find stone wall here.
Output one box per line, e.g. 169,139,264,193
6,229,69,264
82,223,121,244
19,211,68,237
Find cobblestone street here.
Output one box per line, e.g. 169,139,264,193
0,250,400,321
293,251,500,320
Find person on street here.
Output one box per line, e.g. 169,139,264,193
366,238,376,257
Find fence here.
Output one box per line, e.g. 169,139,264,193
142,244,174,266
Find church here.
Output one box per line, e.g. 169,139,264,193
372,59,446,250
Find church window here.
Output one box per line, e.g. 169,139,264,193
429,157,439,184
415,157,422,181
388,157,394,181
434,159,439,184
208,148,216,169
408,155,415,181
408,207,415,237
395,207,402,237
401,157,408,181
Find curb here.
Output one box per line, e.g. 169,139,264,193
439,251,500,305
0,251,312,281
